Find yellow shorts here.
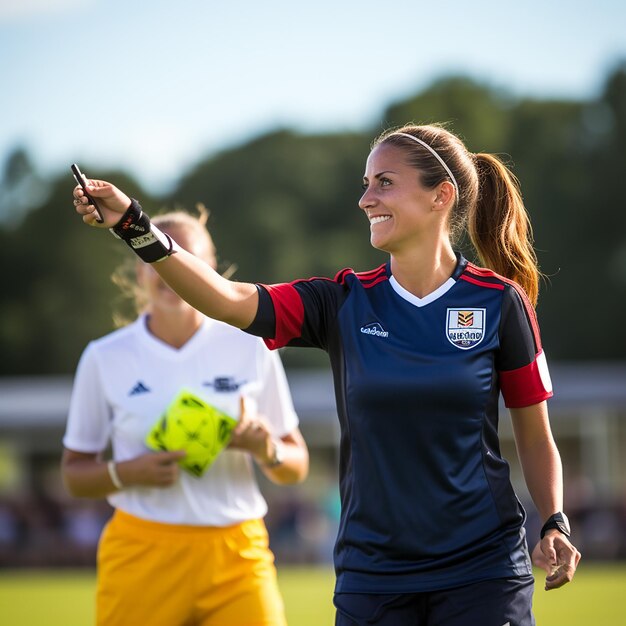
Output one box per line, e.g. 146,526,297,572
96,509,287,626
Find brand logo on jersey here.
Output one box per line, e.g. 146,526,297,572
446,308,485,350
129,381,151,395
202,376,247,392
360,322,389,338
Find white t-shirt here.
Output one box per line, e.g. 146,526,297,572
63,314,299,526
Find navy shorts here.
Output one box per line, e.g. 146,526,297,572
334,576,535,626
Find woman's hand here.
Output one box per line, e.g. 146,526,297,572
73,178,132,227
228,397,274,464
117,450,187,488
61,448,187,497
531,532,582,590
227,398,310,484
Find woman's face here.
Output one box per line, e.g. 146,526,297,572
137,224,215,312
359,143,442,254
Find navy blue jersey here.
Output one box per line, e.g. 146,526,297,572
245,254,553,593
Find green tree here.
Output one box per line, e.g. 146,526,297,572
0,167,152,374
167,129,379,283
381,75,513,152
0,148,49,227
2,65,626,374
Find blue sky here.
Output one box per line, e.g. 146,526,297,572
1,0,625,193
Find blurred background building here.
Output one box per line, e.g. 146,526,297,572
1,365,625,568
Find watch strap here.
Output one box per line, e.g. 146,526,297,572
540,512,571,538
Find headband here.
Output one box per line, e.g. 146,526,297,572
389,132,460,199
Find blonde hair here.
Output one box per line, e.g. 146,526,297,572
374,124,541,305
111,203,235,326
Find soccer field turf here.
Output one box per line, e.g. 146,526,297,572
0,565,623,625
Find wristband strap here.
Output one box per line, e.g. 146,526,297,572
540,511,571,538
107,460,124,490
110,199,176,263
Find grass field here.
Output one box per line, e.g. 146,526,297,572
0,564,624,625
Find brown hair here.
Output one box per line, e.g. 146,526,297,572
111,203,233,326
374,124,541,305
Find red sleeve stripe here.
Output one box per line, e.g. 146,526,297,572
464,263,495,276
362,275,388,289
464,263,542,351
261,283,305,350
499,350,553,408
333,265,387,288
459,274,505,291
356,264,388,288
334,268,354,285
356,266,385,280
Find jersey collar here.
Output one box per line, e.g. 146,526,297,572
387,252,468,308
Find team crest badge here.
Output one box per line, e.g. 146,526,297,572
446,308,486,350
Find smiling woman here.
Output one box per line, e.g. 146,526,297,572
359,140,460,271
71,121,580,625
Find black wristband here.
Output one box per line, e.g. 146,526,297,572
540,512,571,539
110,199,175,263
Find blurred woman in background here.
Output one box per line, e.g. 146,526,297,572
62,206,308,626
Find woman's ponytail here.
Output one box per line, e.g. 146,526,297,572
469,153,540,306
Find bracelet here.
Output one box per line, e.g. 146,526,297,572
107,460,124,490
264,439,285,468
109,198,177,263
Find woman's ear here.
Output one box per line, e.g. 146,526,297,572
433,180,455,210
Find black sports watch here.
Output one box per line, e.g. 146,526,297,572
540,512,571,539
